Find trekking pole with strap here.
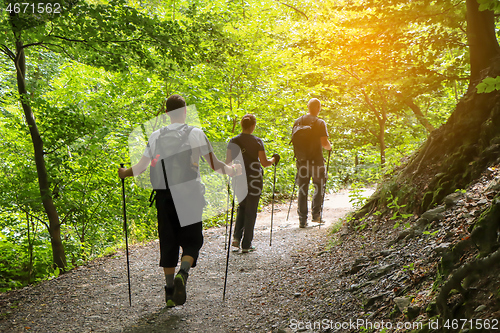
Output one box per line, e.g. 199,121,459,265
269,162,277,246
224,177,230,250
286,172,298,221
223,181,235,302
120,163,132,306
319,150,332,229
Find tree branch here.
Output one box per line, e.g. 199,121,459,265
409,2,463,20
275,0,308,20
0,44,15,61
49,34,146,44
39,43,75,61
361,88,381,122
368,128,378,140
20,42,44,49
17,205,50,231
339,66,362,81
59,208,77,226
401,96,436,132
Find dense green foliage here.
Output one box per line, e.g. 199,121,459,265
0,0,479,291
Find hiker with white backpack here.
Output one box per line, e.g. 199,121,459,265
118,94,241,308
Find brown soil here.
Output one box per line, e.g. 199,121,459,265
2,176,497,333
0,190,359,333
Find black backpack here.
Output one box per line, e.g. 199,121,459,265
290,115,318,161
149,124,197,190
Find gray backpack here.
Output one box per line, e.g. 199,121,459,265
149,124,197,190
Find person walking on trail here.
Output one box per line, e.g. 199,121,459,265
118,94,241,308
226,114,279,253
291,98,332,228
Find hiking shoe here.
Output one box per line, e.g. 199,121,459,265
299,220,308,228
311,216,325,224
165,286,175,308
173,269,189,305
231,239,240,248
242,246,256,253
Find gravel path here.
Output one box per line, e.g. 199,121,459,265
0,189,372,333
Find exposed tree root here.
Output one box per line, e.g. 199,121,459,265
436,246,500,319
435,197,500,319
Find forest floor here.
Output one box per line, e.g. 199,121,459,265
0,189,369,333
1,175,499,333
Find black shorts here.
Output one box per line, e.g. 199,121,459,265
155,190,204,268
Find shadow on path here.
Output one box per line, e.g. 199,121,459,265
122,311,181,333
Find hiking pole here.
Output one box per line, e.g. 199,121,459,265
286,172,298,221
270,163,277,246
319,150,332,229
224,177,230,250
120,163,132,307
223,183,235,302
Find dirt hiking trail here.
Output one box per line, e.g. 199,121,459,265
0,189,373,333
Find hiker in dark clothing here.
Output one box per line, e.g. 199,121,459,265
292,98,332,228
119,94,241,307
226,114,279,253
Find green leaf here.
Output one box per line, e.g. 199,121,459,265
477,76,500,94
477,0,500,12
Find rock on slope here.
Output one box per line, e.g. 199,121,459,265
341,163,500,332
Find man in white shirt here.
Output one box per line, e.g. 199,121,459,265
119,94,241,307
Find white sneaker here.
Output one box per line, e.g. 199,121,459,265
241,246,256,253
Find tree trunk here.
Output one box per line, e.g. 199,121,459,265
361,89,387,166
467,0,500,84
358,1,500,217
15,40,66,270
403,98,435,132
378,120,386,167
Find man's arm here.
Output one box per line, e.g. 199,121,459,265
321,136,332,151
204,152,242,176
225,149,232,165
319,120,332,151
118,155,150,179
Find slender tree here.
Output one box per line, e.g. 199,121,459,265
0,0,208,269
6,12,67,269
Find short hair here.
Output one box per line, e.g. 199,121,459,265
241,114,256,130
307,98,321,114
166,94,186,112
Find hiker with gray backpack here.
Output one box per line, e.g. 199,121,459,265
118,94,241,308
290,98,332,228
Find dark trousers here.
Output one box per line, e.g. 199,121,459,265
296,160,325,222
233,174,263,249
156,190,204,268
